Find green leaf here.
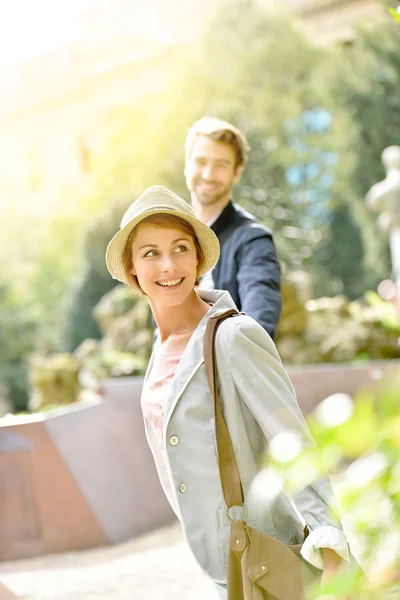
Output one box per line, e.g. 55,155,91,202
389,7,400,23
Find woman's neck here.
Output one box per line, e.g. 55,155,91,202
151,290,211,350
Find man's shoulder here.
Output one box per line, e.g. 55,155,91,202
230,201,259,224
212,200,273,247
230,202,273,237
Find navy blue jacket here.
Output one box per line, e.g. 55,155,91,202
210,201,281,339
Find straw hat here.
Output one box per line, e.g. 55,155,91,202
106,185,220,283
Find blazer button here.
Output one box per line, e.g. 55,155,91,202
179,482,187,494
169,435,179,446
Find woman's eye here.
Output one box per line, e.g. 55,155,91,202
144,250,157,257
175,245,188,253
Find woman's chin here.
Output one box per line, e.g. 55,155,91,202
149,282,196,307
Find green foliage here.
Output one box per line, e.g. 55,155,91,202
89,3,336,275
62,264,115,352
2,0,400,406
86,5,398,296
61,199,131,352
172,2,338,272
325,18,399,296
385,0,400,23
316,205,365,299
388,7,400,23
364,290,400,330
270,373,400,598
81,350,147,380
0,282,38,410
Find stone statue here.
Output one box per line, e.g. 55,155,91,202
366,146,400,284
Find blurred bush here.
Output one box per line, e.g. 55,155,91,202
268,369,400,599
276,278,400,364
61,199,133,352
15,278,400,417
0,282,38,412
20,287,152,415
28,353,81,411
320,18,399,298
74,286,152,381
1,2,400,409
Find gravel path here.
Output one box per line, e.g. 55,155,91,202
0,480,379,600
0,522,217,600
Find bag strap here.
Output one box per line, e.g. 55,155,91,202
204,309,244,509
205,311,312,541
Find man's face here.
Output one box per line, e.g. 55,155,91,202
185,135,243,208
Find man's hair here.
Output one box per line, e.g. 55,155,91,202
185,116,250,168
122,213,205,295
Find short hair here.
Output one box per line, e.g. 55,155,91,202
185,116,250,168
122,213,205,295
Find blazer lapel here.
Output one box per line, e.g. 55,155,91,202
157,289,238,433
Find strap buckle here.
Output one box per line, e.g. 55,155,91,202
226,504,248,523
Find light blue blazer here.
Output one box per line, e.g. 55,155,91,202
142,289,348,583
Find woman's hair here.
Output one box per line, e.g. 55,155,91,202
122,213,205,295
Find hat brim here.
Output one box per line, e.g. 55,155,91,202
106,208,220,283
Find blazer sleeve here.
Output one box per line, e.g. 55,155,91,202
221,316,345,537
234,225,281,339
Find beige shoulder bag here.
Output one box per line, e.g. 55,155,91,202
204,309,321,600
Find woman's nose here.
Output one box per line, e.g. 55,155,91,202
160,254,177,272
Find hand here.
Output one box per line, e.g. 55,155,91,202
321,548,350,600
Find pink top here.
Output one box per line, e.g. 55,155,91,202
142,346,184,448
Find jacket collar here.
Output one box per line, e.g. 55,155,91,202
210,200,235,238
160,290,238,428
210,199,257,237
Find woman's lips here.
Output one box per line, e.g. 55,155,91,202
156,277,184,288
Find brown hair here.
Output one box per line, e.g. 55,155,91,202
185,116,250,168
122,213,205,295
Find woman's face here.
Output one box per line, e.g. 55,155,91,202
130,223,199,306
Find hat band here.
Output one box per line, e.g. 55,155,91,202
123,205,191,228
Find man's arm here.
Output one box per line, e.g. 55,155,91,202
235,225,281,339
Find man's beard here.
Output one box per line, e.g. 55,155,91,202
193,180,231,206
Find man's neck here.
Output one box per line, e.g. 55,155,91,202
191,194,231,224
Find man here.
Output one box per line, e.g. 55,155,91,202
184,116,281,339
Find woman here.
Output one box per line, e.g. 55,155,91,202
106,186,350,599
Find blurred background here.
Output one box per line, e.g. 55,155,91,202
1,0,399,414
0,2,400,598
